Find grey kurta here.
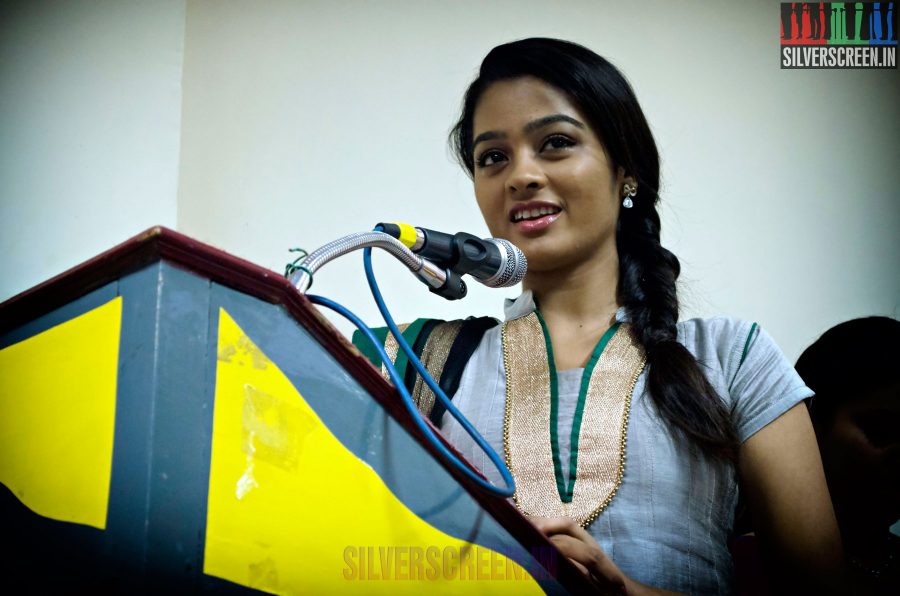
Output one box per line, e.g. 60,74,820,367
441,291,812,594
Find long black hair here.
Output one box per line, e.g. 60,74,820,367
450,38,738,461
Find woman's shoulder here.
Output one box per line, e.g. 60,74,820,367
676,314,754,337
675,315,759,380
675,315,812,442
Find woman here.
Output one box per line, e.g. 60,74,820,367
357,38,844,594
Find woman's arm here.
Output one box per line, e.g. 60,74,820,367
738,401,847,593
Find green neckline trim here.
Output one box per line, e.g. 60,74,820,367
568,322,620,501
535,309,620,504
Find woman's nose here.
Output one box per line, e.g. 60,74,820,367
506,155,547,194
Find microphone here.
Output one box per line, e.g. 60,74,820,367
378,223,527,288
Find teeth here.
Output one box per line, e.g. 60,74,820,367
513,206,560,221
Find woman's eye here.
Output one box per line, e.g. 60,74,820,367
542,135,575,151
476,150,506,168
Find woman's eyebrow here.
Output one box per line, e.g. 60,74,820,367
473,114,585,149
473,130,503,149
524,114,585,133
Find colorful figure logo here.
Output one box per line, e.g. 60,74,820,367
781,2,897,45
780,3,897,67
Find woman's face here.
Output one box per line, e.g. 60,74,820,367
471,76,628,273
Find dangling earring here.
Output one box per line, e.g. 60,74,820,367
622,183,637,209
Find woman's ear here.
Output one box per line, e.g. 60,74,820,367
615,167,637,193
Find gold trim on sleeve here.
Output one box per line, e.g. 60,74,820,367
380,323,410,382
411,320,464,417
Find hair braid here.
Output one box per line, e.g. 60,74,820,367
618,200,738,460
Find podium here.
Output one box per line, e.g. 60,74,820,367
0,227,591,594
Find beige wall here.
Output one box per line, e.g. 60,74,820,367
0,0,185,296
176,0,900,360
3,0,898,363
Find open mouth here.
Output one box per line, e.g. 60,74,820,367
509,205,562,222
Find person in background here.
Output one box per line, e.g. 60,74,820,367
797,316,900,594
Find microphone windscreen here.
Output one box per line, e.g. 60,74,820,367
487,238,527,287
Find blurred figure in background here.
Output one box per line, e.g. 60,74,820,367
797,316,900,594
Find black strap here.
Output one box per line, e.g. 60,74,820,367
428,316,499,426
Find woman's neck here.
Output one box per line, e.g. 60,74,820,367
523,251,620,328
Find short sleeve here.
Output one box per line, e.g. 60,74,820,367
729,325,813,443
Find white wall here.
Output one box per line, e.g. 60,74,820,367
2,1,897,363
176,0,899,361
0,0,185,299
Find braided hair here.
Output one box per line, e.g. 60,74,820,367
450,38,738,460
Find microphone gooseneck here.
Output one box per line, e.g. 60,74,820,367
378,222,527,288
287,230,467,300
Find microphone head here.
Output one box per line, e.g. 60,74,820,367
485,238,527,287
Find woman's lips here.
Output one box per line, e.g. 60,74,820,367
513,212,561,233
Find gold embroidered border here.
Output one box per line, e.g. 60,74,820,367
411,320,463,417
575,326,645,526
502,315,557,514
380,323,410,382
502,314,645,527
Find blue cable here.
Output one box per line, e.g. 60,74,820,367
308,293,514,497
361,238,515,497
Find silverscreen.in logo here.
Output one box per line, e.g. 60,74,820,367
781,2,897,68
